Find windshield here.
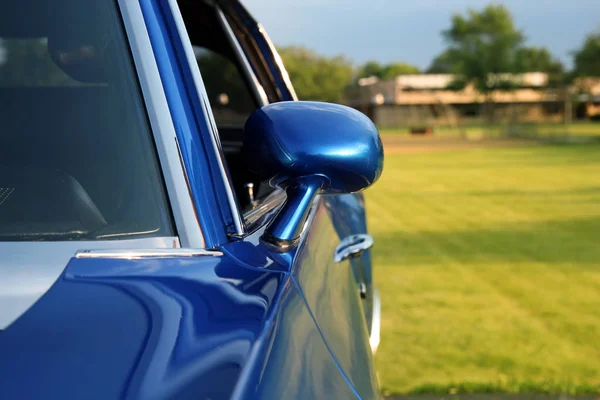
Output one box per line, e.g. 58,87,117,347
0,0,174,241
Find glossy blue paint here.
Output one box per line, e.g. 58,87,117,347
291,197,380,399
244,101,384,244
326,193,376,327
245,101,384,194
0,251,357,399
263,175,325,244
139,0,235,246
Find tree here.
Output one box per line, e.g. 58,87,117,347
358,60,420,79
381,62,420,78
359,61,384,79
278,46,354,103
515,46,565,86
436,4,525,120
572,31,600,77
426,49,459,73
441,4,524,93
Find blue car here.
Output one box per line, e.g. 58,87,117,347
0,0,384,399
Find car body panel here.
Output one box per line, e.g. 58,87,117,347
0,251,356,399
292,197,380,399
0,238,177,330
327,193,376,330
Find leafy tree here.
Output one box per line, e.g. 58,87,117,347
515,46,565,86
278,46,354,103
381,62,420,78
440,4,524,94
426,49,459,73
358,60,420,79
360,61,385,78
515,46,561,72
434,4,526,120
572,30,600,77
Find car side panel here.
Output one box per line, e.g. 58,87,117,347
292,197,380,399
327,193,376,331
231,273,359,399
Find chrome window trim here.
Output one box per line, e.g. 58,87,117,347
370,288,381,354
118,0,205,248
165,0,245,237
0,237,180,253
257,24,299,101
76,248,222,259
216,8,268,107
242,188,286,232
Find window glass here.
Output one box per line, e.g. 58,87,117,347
194,46,256,126
0,0,174,241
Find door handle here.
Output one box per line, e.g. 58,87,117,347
334,234,374,263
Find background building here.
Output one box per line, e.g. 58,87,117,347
346,73,600,129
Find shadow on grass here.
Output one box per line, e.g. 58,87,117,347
383,380,600,399
385,395,600,400
374,216,600,266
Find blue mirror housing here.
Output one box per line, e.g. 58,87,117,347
244,101,384,251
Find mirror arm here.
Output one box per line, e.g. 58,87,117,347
261,175,327,252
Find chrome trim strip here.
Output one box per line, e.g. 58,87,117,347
76,248,223,259
165,0,245,237
242,189,286,226
370,288,381,354
217,8,268,107
257,24,298,101
118,0,205,248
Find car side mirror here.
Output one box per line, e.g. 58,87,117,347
243,101,384,252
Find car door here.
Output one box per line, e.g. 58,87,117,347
218,0,381,343
213,2,381,396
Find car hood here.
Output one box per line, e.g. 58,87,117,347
0,239,177,330
0,249,286,400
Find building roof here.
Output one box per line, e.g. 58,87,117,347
359,72,550,90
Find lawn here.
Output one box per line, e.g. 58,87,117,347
367,138,600,396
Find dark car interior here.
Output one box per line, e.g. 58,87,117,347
0,0,174,240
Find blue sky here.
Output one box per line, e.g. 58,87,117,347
243,0,600,69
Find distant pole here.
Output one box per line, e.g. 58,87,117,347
564,87,572,138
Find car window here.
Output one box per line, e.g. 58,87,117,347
194,47,256,126
0,0,174,241
179,1,282,214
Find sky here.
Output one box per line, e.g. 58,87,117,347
243,0,600,70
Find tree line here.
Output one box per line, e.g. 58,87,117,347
279,4,600,103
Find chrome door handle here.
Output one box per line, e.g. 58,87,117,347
334,234,374,263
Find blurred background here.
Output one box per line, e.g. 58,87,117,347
243,1,600,398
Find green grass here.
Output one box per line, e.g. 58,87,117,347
379,122,600,139
368,141,600,396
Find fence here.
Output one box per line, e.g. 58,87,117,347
374,102,600,143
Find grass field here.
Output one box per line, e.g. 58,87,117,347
367,138,600,396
